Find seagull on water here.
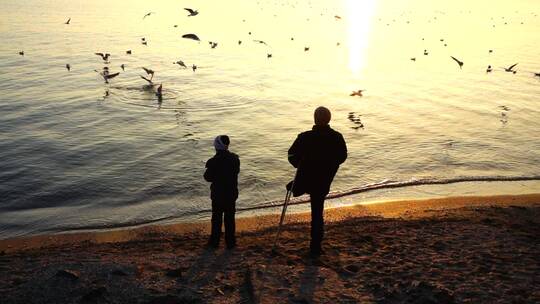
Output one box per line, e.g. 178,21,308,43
503,63,518,73
126,50,132,54
121,64,125,71
450,56,464,69
19,51,24,56
192,64,197,72
65,18,71,25
66,64,71,71
486,65,492,73
174,60,187,68
184,8,198,16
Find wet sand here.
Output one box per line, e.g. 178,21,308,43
1,193,539,303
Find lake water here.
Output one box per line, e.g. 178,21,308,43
1,0,539,239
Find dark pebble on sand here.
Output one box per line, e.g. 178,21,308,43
165,268,183,278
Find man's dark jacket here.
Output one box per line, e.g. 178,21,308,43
204,150,240,202
288,125,347,196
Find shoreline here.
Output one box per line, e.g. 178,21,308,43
1,192,539,253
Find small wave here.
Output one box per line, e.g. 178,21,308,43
236,175,540,212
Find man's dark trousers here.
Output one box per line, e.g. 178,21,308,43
210,200,236,247
309,192,326,252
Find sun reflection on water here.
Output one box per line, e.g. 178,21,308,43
346,0,377,76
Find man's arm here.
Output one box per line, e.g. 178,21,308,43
203,159,214,182
336,133,347,165
287,134,303,168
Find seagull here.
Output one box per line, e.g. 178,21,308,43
534,73,540,78
410,57,416,61
489,49,493,53
182,33,200,41
350,90,364,97
499,105,510,111
210,42,218,49
142,41,147,45
19,51,24,56
304,47,310,51
184,8,198,16
334,15,342,19
95,52,110,61
174,60,187,68
253,39,267,45
503,63,518,73
238,40,242,45
486,65,492,73
450,56,464,69
142,67,154,80
65,18,71,25
192,64,197,72
267,53,272,58
140,75,153,84
423,49,428,55
95,70,119,84
126,50,132,54
120,64,125,71
143,12,155,19
156,83,163,98
66,64,70,71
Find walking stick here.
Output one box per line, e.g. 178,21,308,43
271,171,297,254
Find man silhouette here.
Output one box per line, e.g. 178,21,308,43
287,107,347,256
204,135,240,249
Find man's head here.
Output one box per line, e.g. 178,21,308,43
214,135,230,151
314,106,331,126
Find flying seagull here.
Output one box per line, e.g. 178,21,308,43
141,67,154,80
450,56,464,69
143,12,155,19
174,60,187,68
304,47,310,51
253,39,267,45
140,75,153,84
350,90,365,97
410,57,416,61
95,52,110,61
184,8,198,16
267,53,272,58
334,15,342,20
19,51,24,56
95,70,119,84
182,33,200,41
65,18,71,25
503,63,518,73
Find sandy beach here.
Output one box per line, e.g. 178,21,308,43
1,193,539,303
